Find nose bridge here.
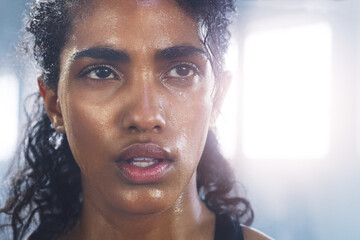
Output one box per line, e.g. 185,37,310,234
137,78,157,115
122,70,165,133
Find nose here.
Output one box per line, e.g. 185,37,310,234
121,82,166,134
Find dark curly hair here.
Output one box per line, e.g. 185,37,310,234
0,0,254,239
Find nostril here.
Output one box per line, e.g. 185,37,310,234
128,126,138,132
126,124,162,133
153,125,162,132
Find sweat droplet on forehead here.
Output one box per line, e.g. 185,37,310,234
135,0,160,7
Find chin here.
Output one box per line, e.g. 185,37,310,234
117,198,174,216
109,186,179,216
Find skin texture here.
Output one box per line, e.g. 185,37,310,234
40,0,272,239
42,0,216,239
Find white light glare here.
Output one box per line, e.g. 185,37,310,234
0,73,19,161
217,39,240,160
243,23,332,159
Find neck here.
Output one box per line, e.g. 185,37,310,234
62,175,215,240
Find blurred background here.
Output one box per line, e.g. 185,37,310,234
1,0,359,239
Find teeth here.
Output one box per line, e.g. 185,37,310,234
128,158,161,168
133,157,153,161
132,161,156,168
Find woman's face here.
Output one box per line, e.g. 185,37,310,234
49,0,219,215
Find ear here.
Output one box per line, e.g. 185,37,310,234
37,76,65,133
210,71,232,128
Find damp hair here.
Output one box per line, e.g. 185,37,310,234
0,0,254,239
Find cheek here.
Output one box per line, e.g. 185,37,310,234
170,94,213,169
61,94,114,175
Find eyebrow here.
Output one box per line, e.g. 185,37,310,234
72,47,130,62
71,45,207,62
156,45,207,60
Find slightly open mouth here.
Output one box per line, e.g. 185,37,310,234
126,158,164,168
116,143,172,184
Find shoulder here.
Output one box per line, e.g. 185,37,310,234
242,226,274,240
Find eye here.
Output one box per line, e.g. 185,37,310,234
167,64,198,78
163,63,202,88
80,65,118,80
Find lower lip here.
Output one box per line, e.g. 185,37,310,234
116,161,171,184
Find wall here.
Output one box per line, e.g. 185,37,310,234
222,0,360,239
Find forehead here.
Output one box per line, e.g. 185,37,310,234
66,0,201,53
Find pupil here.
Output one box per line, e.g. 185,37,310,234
176,67,190,76
96,68,111,78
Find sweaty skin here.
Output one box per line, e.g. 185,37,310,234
40,0,271,239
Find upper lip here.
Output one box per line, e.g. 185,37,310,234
116,143,171,162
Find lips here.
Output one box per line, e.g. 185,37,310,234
115,143,172,184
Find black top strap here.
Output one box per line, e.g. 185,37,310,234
214,214,244,240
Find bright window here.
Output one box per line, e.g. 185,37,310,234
242,23,332,159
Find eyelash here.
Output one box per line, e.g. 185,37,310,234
79,64,119,80
165,62,201,78
78,62,201,81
